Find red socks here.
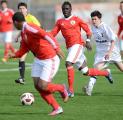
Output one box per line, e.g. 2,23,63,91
67,66,74,93
4,43,9,59
40,90,59,110
87,68,109,76
46,83,64,93
9,43,15,53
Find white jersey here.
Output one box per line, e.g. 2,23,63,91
92,22,117,53
92,22,122,64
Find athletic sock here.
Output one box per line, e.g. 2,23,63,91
46,83,64,93
4,43,9,59
40,90,60,110
9,43,15,53
87,68,109,76
88,76,97,90
67,66,74,93
19,61,25,79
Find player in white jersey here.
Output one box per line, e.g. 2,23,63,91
83,10,123,96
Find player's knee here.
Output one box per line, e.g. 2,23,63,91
79,66,89,75
66,61,73,67
38,82,47,91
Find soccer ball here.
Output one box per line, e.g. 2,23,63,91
20,92,35,105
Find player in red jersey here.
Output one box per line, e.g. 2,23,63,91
0,0,15,62
10,12,68,116
51,1,113,97
117,1,123,57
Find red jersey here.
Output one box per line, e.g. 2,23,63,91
15,22,60,60
117,14,123,40
51,15,92,48
0,8,14,32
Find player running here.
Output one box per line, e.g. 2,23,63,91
10,12,68,116
83,10,123,96
0,0,15,62
51,1,113,97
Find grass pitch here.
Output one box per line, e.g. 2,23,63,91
0,45,123,120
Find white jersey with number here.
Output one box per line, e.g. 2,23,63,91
92,22,122,65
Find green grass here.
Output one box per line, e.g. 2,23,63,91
0,45,123,120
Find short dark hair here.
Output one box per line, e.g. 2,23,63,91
18,2,27,9
1,0,7,4
120,1,123,4
12,12,25,22
62,1,72,8
91,10,102,19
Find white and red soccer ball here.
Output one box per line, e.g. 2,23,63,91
20,92,35,105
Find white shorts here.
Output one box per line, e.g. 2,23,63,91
31,55,60,82
119,40,123,51
0,31,13,43
66,44,86,68
94,48,122,65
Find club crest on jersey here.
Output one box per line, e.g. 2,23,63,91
70,20,76,25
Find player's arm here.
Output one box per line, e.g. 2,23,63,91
104,25,116,60
50,21,60,37
7,9,14,24
9,40,29,58
31,27,64,59
42,31,64,59
117,17,122,38
105,40,115,60
78,17,92,50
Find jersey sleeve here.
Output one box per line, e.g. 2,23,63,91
50,20,60,37
77,17,92,36
15,39,29,58
26,25,60,51
104,24,116,41
117,16,122,37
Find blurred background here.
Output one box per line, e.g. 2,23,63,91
7,0,121,33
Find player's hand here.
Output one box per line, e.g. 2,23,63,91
104,52,111,60
85,41,92,51
8,53,16,59
56,49,65,59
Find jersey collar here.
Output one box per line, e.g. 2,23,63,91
64,15,73,20
22,22,27,32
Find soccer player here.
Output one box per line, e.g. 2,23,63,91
15,2,41,84
0,0,15,62
83,10,123,96
10,12,68,116
117,1,123,58
51,1,113,97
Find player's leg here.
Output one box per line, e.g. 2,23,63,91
32,77,63,115
66,44,82,97
15,53,27,84
114,61,123,72
2,31,15,62
31,56,68,115
119,40,123,58
83,62,107,96
38,55,68,102
75,54,110,77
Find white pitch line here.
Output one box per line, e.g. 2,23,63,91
0,62,32,72
0,62,121,72
0,66,31,72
